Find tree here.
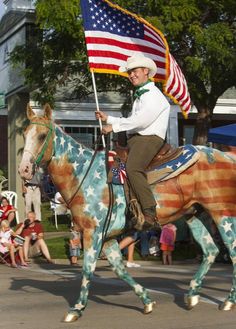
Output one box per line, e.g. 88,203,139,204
11,0,236,144
117,0,236,144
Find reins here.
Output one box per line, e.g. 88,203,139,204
66,134,103,207
27,119,115,247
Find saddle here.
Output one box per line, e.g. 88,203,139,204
107,143,199,231
107,142,183,184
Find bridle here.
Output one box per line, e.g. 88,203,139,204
24,120,104,206
24,121,54,166
24,119,114,248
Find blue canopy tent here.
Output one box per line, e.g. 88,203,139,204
208,124,236,146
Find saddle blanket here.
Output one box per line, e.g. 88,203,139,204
108,145,200,185
147,144,200,185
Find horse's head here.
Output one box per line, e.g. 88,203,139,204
18,103,54,180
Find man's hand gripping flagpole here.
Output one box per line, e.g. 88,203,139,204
91,71,106,148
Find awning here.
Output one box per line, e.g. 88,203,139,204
208,124,236,146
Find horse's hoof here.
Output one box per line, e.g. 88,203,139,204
185,295,200,310
62,310,81,323
219,300,235,311
143,301,156,314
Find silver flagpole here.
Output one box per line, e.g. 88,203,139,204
91,71,106,148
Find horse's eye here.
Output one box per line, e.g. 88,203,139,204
38,133,47,142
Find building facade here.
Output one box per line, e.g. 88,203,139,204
0,1,236,218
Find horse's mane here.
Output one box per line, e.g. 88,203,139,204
54,122,95,153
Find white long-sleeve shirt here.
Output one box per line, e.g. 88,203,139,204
107,82,170,139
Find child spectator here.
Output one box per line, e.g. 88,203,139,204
0,220,27,267
160,223,177,265
69,227,82,265
0,197,16,226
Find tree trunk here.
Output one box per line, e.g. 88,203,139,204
192,107,212,145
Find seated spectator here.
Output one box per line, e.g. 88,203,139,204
69,226,82,266
0,220,27,267
0,197,17,226
17,211,53,264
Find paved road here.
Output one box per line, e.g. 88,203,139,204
0,260,235,329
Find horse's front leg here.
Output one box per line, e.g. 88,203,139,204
63,229,101,322
103,239,156,314
217,216,236,311
186,216,219,309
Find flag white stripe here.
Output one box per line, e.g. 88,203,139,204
88,56,166,75
86,43,167,64
145,25,166,47
85,30,166,54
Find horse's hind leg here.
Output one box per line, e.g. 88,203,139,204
103,239,156,314
186,216,219,309
217,216,236,310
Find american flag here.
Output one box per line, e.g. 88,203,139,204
80,0,191,117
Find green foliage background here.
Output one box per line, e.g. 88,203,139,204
10,0,236,144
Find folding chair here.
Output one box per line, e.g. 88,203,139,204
50,200,71,230
0,251,10,266
0,176,8,192
0,240,24,267
1,190,19,224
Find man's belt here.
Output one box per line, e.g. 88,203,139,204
25,183,40,187
127,133,141,139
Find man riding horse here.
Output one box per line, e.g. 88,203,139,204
95,54,170,227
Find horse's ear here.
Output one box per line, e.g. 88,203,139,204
27,103,36,120
44,103,52,120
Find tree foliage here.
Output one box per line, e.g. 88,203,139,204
117,0,236,143
10,0,236,144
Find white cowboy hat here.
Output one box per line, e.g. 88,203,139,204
119,55,157,78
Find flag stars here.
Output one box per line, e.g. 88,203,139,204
203,233,214,245
98,202,106,210
60,137,65,147
93,216,100,226
87,246,97,258
232,239,236,249
115,195,124,206
67,143,73,153
86,186,95,197
109,249,120,261
190,279,198,289
94,170,101,179
78,147,85,156
222,221,232,233
207,254,215,264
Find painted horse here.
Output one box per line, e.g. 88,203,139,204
18,104,236,322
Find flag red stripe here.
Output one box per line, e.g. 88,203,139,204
81,0,192,116
87,49,166,69
145,25,166,47
85,36,166,58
